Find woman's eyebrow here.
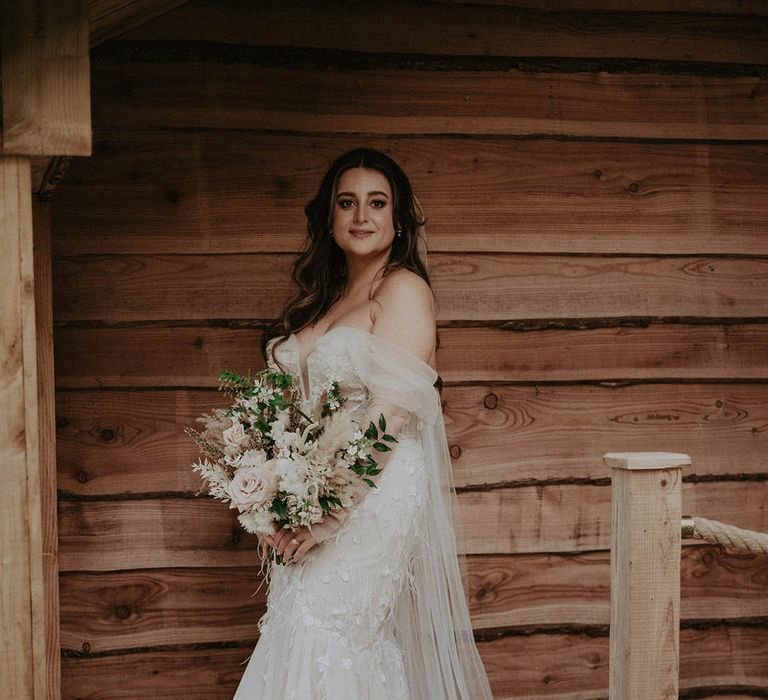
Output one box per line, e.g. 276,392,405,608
336,191,390,198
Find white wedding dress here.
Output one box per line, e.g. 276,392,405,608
232,326,493,700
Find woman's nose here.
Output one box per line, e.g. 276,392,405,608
353,204,368,222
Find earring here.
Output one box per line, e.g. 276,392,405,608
396,228,402,238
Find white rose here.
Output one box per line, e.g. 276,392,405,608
223,418,249,448
228,461,277,510
223,452,243,468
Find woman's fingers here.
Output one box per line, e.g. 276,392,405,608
291,535,318,562
260,526,318,562
282,537,302,561
274,529,298,556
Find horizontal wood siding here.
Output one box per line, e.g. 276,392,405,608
53,1,768,697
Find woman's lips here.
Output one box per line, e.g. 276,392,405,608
350,230,374,237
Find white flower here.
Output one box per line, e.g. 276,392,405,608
227,461,277,509
222,417,248,448
223,451,243,468
274,430,299,452
240,448,268,468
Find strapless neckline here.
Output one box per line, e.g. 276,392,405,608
270,325,438,401
288,325,371,399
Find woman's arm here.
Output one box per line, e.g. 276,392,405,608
270,270,436,561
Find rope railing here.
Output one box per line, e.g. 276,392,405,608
681,515,768,555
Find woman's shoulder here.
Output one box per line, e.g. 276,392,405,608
372,267,435,310
369,268,436,364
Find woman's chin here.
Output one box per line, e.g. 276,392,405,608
342,240,391,258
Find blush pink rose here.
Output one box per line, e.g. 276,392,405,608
223,418,248,448
228,462,277,510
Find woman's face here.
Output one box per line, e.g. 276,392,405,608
330,167,396,260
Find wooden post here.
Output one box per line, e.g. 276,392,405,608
0,155,45,700
1,2,90,699
604,451,690,700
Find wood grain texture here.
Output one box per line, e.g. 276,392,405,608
88,58,768,139
466,547,768,630
0,156,37,700
50,131,768,256
51,252,768,322
433,0,768,14
0,0,91,156
59,567,267,652
56,481,768,570
58,625,768,699
609,464,682,698
88,0,192,47
32,200,62,700
52,323,768,388
117,0,768,65
57,547,768,652
54,384,768,497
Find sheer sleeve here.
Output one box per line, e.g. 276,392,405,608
308,329,439,543
310,327,493,699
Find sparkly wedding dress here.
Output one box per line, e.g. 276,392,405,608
232,325,493,700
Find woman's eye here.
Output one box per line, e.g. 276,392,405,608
338,199,354,208
371,200,387,208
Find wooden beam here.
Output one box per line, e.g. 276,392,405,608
0,0,91,156
606,452,688,700
0,155,47,699
32,197,62,700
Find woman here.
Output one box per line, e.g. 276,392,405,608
233,148,493,699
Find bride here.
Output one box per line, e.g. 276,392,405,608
232,147,493,699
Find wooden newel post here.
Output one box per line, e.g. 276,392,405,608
604,451,690,700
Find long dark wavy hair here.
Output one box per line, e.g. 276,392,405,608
261,147,441,392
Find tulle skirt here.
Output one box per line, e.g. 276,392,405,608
232,435,428,700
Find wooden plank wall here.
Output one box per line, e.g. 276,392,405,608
50,1,768,697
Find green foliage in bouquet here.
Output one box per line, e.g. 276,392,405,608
186,365,404,568
352,412,398,488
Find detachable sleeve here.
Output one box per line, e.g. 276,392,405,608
308,329,439,543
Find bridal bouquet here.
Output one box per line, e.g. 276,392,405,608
184,365,397,562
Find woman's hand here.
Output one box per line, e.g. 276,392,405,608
264,525,319,563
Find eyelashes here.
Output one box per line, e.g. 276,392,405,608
337,199,388,209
